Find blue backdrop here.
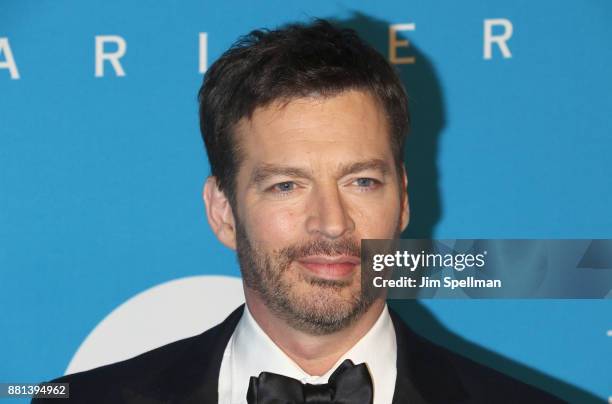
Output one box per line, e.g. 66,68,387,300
1,0,611,402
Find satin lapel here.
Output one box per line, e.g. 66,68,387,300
390,308,430,404
389,308,470,404
181,304,244,403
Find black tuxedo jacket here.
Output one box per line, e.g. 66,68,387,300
34,305,564,403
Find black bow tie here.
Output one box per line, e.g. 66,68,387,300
246,359,373,404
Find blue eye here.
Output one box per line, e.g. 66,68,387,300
274,181,295,193
355,178,376,187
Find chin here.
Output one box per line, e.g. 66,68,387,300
274,279,370,334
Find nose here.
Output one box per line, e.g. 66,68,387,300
305,183,355,239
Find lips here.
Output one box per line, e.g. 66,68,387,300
296,255,361,280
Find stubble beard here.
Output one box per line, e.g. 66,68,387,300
235,221,382,335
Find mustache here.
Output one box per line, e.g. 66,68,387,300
279,238,361,261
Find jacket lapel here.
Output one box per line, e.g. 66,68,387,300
179,305,245,403
390,309,470,404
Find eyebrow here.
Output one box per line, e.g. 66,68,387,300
337,159,390,178
250,158,390,185
251,165,313,184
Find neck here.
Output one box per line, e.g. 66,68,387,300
244,288,386,376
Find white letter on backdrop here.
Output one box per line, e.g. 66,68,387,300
199,33,208,74
95,35,127,77
484,19,513,60
0,38,20,79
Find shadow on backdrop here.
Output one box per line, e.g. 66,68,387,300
332,12,603,403
333,12,443,239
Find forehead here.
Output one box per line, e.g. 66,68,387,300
233,90,393,168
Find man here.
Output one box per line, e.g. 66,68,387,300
35,19,563,403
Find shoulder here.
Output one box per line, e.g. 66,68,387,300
33,305,244,404
37,332,203,403
389,309,565,403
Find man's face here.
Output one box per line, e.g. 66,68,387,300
229,90,408,334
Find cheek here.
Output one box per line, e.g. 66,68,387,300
246,205,302,248
352,196,401,238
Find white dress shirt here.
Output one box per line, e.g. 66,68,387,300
218,304,397,404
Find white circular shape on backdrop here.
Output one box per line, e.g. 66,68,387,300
66,275,244,375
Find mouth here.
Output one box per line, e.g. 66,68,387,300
295,255,361,280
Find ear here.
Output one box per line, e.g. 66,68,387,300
400,166,410,232
203,176,237,250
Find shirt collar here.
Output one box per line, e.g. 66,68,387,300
227,304,397,404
